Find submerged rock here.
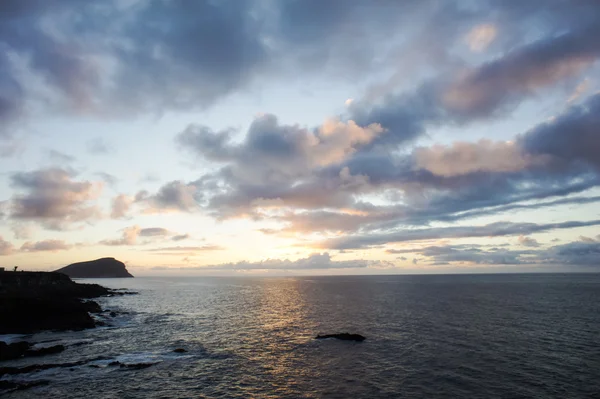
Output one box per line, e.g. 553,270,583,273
315,333,366,342
119,362,156,370
0,341,30,361
0,380,50,393
25,345,65,357
55,257,133,278
173,348,187,353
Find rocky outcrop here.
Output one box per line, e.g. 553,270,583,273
55,257,133,278
315,333,366,342
0,342,67,361
0,342,30,361
0,271,121,334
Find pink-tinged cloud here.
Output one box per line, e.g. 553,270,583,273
413,140,547,177
0,236,15,256
9,168,103,230
111,194,134,219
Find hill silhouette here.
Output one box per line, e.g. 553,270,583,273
55,257,133,278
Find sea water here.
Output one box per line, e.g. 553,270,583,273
1,274,599,398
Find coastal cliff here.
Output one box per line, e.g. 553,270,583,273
0,271,110,334
55,257,133,278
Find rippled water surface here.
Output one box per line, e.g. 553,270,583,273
2,274,600,398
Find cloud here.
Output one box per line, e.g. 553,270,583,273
520,92,600,169
171,234,190,241
139,227,170,237
545,240,600,265
0,236,15,256
11,224,34,240
518,235,540,247
0,0,599,141
193,253,384,271
441,25,600,120
413,140,547,177
100,225,183,246
178,114,384,173
100,225,141,246
8,168,103,230
319,220,600,250
404,244,531,265
110,194,133,219
408,237,600,267
20,239,71,252
465,23,497,52
137,181,199,213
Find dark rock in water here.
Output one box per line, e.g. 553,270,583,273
0,360,86,376
0,341,31,361
107,360,157,370
55,257,133,278
315,333,366,342
0,271,120,334
109,311,117,317
119,362,156,370
173,348,187,353
25,345,65,357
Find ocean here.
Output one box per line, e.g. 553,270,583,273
1,273,599,398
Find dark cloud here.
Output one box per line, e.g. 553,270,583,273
419,245,530,265
520,93,600,169
100,225,185,245
137,181,200,213
8,168,103,230
319,220,600,250
20,239,71,252
545,240,600,265
139,227,170,237
171,234,190,242
3,0,598,138
403,237,600,267
191,253,386,271
347,18,600,149
439,25,600,120
518,235,540,248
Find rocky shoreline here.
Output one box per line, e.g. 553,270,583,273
0,271,135,335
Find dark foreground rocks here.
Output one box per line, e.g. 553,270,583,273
0,342,31,361
315,333,366,342
0,271,134,334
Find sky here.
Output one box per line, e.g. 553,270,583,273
0,0,599,275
